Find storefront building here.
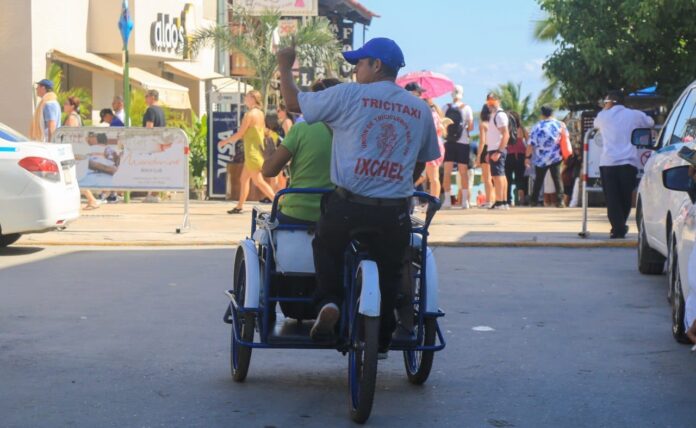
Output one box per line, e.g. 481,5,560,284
0,0,238,134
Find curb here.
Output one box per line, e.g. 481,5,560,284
18,240,638,249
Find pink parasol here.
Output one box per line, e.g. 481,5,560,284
396,71,455,99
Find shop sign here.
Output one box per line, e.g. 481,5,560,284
150,3,196,56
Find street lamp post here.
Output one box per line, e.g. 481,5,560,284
118,0,134,203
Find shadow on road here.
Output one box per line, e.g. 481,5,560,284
0,246,44,256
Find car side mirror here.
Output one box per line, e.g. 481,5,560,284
631,128,658,149
662,165,693,192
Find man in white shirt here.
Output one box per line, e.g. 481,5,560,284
593,90,654,238
112,96,126,125
485,92,510,209
442,85,474,208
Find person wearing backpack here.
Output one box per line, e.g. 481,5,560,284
441,85,474,208
504,110,528,206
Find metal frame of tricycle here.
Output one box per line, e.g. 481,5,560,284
224,188,446,353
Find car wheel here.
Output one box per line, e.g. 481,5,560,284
669,238,691,344
637,216,665,275
0,233,21,247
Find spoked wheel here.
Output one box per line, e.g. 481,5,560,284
348,263,380,424
403,318,436,385
231,249,255,382
348,314,379,424
669,239,690,344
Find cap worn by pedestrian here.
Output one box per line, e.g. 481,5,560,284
36,79,54,90
405,82,424,94
99,108,114,123
342,37,406,71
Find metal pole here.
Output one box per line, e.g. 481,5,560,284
123,48,132,203
579,128,596,238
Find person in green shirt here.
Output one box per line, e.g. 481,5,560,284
262,78,341,223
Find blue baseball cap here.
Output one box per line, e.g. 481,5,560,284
36,79,54,90
342,37,405,71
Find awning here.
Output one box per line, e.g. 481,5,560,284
319,0,380,25
48,49,191,110
163,61,223,81
210,77,254,94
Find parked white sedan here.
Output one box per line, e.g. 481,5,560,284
634,79,696,343
0,122,80,247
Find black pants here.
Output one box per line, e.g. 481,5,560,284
530,161,563,204
600,164,637,236
505,153,527,204
312,191,411,346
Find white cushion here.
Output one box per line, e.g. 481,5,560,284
274,230,316,274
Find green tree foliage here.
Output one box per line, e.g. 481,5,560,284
492,81,561,127
180,113,208,189
47,63,92,124
188,7,340,112
537,0,696,107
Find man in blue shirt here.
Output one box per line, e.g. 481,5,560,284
277,38,440,354
30,79,61,142
100,108,125,127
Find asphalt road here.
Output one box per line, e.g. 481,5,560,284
1,246,695,428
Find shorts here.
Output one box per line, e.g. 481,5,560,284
479,144,488,164
489,150,507,177
444,142,470,165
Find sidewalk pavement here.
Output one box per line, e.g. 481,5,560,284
15,200,637,248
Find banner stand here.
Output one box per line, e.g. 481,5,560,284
176,152,191,234
54,127,192,235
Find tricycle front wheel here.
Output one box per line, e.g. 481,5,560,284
348,315,379,424
403,318,436,385
231,249,255,382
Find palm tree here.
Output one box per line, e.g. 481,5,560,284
494,81,533,125
47,63,92,124
188,7,340,112
532,15,558,43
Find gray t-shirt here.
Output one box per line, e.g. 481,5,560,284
298,81,440,198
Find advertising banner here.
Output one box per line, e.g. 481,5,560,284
54,127,188,190
236,0,318,16
209,108,240,197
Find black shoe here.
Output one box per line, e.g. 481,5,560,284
391,325,416,345
259,198,272,204
610,225,629,239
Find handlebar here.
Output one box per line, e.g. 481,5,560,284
269,188,441,231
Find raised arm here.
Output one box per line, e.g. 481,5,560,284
277,47,302,114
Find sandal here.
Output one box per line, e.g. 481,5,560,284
227,207,244,214
84,203,100,210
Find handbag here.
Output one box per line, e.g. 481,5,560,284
559,122,572,160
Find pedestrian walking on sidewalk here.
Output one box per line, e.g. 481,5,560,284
485,92,510,209
476,104,494,207
593,90,654,238
219,90,276,214
30,79,61,142
526,105,567,208
442,85,474,208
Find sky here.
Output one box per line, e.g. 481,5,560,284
359,0,555,109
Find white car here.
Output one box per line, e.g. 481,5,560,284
0,122,80,247
635,80,696,343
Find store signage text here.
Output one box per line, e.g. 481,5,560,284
150,12,185,53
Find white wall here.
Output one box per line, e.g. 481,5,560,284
0,0,34,133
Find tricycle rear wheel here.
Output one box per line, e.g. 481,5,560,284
403,318,436,385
